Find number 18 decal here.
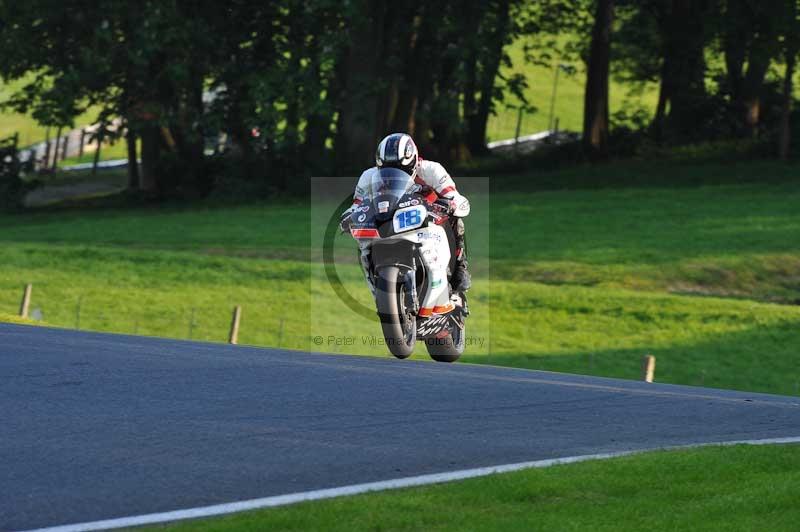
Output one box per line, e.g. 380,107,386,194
393,206,426,233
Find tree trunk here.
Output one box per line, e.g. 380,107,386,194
778,52,796,160
126,128,139,190
397,4,443,145
779,0,798,162
334,0,389,174
721,1,781,137
739,26,779,137
651,57,670,139
391,13,425,134
285,0,304,160
466,0,511,157
582,0,614,158
661,0,711,141
139,124,160,193
460,1,483,154
723,0,747,101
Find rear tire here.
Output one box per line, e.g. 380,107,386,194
425,325,464,363
375,266,416,359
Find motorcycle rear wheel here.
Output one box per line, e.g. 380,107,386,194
425,323,464,363
375,265,416,359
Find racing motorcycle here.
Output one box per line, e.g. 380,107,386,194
344,167,470,362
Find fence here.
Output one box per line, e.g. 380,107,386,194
3,283,312,351
17,118,124,173
486,107,544,145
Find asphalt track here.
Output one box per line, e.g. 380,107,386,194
2,323,800,531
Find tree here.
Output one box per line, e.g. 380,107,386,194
723,1,784,137
333,0,393,173
659,0,714,141
463,0,513,156
0,1,222,195
0,0,579,193
779,0,800,160
583,0,614,157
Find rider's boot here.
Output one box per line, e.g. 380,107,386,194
452,257,471,292
450,218,471,292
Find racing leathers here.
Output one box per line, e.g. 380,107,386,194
345,159,471,292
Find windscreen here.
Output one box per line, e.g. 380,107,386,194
365,168,415,213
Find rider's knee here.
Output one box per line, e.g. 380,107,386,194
454,217,465,237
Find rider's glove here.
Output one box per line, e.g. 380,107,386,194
339,208,354,234
446,191,470,217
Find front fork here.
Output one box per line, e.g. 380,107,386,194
403,267,418,315
361,246,419,315
358,247,374,295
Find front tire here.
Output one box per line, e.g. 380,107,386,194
375,266,416,359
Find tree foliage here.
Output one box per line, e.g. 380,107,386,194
0,0,535,196
0,0,798,200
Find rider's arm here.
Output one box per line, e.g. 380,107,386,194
352,169,372,205
341,169,372,233
418,161,469,216
418,161,457,198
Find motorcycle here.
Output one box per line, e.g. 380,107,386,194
344,167,470,362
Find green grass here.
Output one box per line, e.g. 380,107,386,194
486,38,659,141
1,159,799,395
0,77,101,148
0,78,50,145
0,312,31,325
150,444,800,532
56,139,130,167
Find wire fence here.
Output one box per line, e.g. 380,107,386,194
7,282,797,396
486,108,544,144
0,284,313,351
0,280,495,359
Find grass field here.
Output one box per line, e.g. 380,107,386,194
149,444,800,531
1,159,799,395
0,77,102,148
0,78,51,145
485,38,658,141
0,312,30,325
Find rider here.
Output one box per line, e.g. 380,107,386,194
342,132,471,292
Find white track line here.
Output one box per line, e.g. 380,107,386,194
20,436,800,532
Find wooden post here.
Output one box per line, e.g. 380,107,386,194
91,126,103,177
188,308,196,339
61,133,69,160
52,127,63,170
19,284,32,319
513,107,523,151
44,127,51,165
641,354,656,383
229,306,242,345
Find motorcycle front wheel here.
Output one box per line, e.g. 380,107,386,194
375,265,416,359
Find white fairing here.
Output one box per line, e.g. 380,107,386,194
360,224,451,312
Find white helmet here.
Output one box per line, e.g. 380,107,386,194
376,133,418,176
